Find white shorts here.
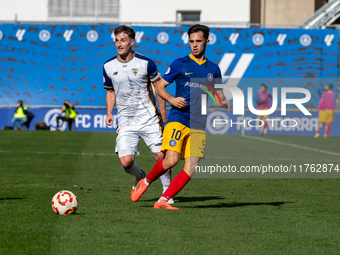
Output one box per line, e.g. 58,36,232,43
115,123,163,158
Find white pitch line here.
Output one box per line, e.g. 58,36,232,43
0,150,338,162
244,135,340,157
0,150,117,157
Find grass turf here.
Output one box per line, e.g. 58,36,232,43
0,130,340,254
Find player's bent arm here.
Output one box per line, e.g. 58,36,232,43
153,79,168,123
336,98,340,114
215,90,231,111
64,100,73,108
105,89,116,126
155,78,187,108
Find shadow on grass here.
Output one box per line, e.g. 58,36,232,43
143,196,224,203
183,201,292,209
0,198,25,201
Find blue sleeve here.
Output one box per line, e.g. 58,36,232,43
163,59,180,84
147,59,161,83
103,66,113,90
214,66,222,87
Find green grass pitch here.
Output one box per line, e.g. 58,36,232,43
1,130,340,254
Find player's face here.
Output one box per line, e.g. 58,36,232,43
260,85,266,92
115,32,134,58
189,31,208,60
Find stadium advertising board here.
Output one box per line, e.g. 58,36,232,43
0,23,338,108
1,108,339,137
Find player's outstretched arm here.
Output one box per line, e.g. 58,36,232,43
155,78,187,108
105,89,116,126
215,90,231,111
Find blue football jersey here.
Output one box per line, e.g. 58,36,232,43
163,54,222,130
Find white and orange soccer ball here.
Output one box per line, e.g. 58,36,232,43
51,190,78,215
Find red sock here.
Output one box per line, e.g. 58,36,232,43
162,170,190,200
264,122,268,130
325,124,331,136
146,160,168,184
316,130,320,134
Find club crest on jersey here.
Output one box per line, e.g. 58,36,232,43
165,67,170,75
207,73,213,81
169,140,176,147
132,69,138,75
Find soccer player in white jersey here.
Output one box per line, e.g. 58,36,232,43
103,25,173,202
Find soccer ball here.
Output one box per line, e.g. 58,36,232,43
51,190,78,215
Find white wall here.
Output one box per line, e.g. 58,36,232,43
0,0,48,21
0,0,249,24
120,0,250,24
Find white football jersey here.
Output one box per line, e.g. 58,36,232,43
103,52,162,126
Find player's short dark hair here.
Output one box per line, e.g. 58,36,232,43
114,25,135,40
261,84,267,89
18,100,23,106
329,84,333,90
188,24,210,40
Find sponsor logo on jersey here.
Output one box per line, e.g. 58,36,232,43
207,73,213,81
132,69,138,75
169,140,176,147
184,81,207,89
185,82,223,107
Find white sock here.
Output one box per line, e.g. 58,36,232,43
123,161,143,178
157,196,167,203
160,169,172,193
143,178,150,186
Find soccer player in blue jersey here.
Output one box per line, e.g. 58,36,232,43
104,25,172,200
131,24,230,209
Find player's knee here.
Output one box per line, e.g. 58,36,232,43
153,152,164,162
120,158,134,169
